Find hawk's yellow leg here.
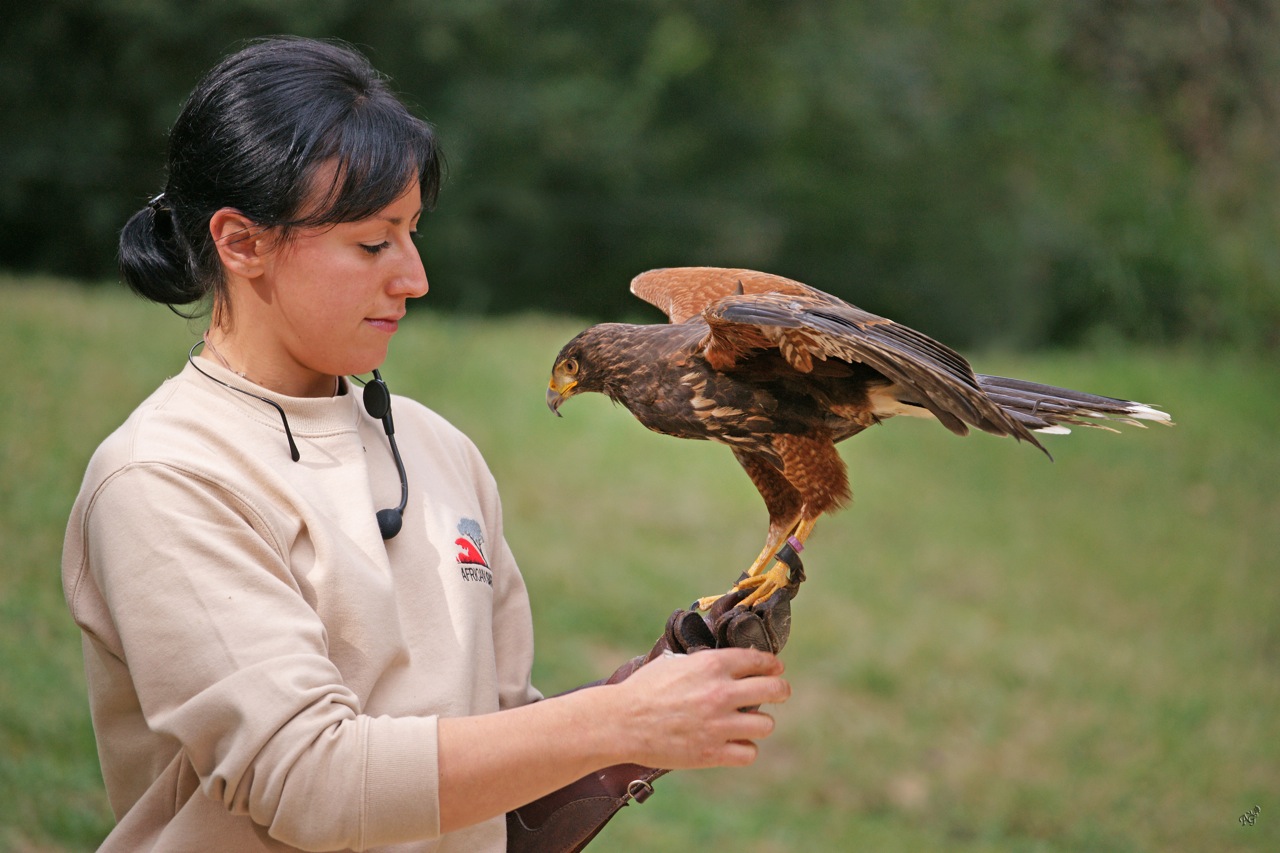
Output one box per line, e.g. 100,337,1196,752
695,517,816,610
735,517,815,607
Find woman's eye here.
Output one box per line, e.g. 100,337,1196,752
361,241,392,255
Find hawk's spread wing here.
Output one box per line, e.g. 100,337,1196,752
631,266,1044,447
631,267,837,324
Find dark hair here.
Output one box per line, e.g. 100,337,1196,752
119,36,442,317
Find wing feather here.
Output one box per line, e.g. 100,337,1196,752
631,267,835,324
631,266,1045,448
703,290,1046,450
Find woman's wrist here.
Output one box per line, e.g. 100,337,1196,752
553,681,638,769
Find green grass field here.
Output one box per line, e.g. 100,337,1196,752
2,276,1276,852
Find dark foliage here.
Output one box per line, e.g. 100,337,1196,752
3,0,1278,347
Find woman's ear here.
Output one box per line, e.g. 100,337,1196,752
209,208,270,278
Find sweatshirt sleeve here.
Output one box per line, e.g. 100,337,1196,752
457,436,543,711
79,462,441,850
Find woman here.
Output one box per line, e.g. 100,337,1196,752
62,36,789,852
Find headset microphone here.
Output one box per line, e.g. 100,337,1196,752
364,370,409,540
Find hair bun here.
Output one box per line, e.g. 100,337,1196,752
118,201,201,306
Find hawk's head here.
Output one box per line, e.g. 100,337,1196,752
546,330,600,416
547,322,678,415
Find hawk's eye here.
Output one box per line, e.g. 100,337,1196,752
563,358,579,374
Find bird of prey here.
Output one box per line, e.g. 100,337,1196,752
546,267,1172,610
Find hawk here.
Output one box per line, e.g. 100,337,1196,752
546,267,1172,609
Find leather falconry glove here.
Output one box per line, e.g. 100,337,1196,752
505,545,804,853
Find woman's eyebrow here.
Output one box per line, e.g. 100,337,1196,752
381,207,425,226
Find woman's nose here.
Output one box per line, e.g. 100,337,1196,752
392,243,429,298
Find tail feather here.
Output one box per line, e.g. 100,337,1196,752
977,375,1173,435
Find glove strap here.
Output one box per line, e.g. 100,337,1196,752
505,764,668,853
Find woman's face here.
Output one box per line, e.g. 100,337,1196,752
242,179,428,396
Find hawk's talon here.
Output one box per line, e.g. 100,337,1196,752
732,558,794,609
696,545,805,612
694,593,727,612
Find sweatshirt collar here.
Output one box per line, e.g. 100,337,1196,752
182,357,363,438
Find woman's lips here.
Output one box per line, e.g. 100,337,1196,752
367,316,401,334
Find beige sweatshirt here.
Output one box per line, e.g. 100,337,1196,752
62,359,542,852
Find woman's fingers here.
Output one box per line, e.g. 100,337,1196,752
614,647,792,769
715,646,787,679
693,648,792,711
712,738,760,767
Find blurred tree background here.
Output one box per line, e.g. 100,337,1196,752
3,0,1279,349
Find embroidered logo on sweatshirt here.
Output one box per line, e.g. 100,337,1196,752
455,518,493,586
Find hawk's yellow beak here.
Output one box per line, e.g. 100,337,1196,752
546,379,576,416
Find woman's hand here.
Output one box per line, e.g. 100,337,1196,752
604,647,791,770
438,646,788,833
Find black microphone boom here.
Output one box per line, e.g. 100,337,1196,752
365,370,409,540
